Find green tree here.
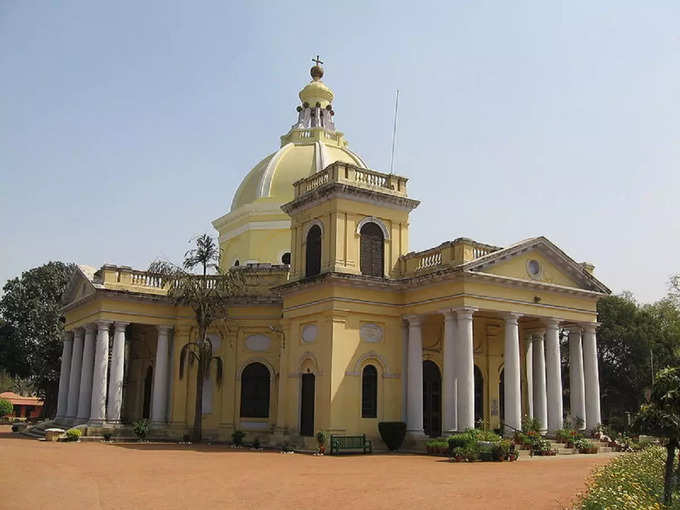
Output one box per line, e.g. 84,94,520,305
149,234,244,442
633,367,680,507
0,262,75,416
0,398,12,418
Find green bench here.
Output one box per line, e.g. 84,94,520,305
329,434,373,455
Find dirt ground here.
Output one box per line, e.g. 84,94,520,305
0,426,615,510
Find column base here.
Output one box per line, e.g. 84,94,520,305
404,430,427,451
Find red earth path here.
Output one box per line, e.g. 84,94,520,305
0,426,614,510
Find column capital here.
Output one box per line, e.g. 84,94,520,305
96,320,113,330
438,308,457,321
63,330,74,342
454,307,477,320
114,321,130,332
564,324,583,335
580,322,600,333
503,312,522,324
403,315,423,327
73,327,85,339
531,330,546,343
85,322,97,333
156,324,173,334
542,317,561,330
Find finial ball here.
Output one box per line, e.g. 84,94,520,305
310,65,324,80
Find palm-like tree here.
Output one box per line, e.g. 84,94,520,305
149,234,245,441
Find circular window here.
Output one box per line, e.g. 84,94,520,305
527,259,541,279
281,252,291,265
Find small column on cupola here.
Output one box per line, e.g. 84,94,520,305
291,56,335,131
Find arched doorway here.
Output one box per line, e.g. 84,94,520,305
359,222,384,276
474,366,484,427
240,362,271,418
300,373,315,436
423,360,441,437
305,225,321,277
142,365,153,420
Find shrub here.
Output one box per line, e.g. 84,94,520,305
378,421,407,451
133,419,149,440
65,428,81,442
533,438,557,456
448,429,501,453
231,429,245,446
576,446,678,509
522,415,541,433
492,439,513,461
0,398,12,418
425,439,449,455
316,430,326,446
461,443,480,462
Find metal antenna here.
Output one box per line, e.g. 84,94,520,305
389,89,399,174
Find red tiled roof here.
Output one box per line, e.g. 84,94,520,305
0,392,43,406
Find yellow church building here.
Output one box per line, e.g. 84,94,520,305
56,61,610,447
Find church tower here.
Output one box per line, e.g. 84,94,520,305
281,61,420,281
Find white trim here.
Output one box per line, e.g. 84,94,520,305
303,219,324,238
356,216,390,240
257,143,293,199
218,220,291,243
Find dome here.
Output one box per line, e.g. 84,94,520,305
230,61,367,211
230,134,367,211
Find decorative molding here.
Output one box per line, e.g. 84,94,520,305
301,324,318,343
244,334,271,352
356,216,391,240
236,357,276,379
345,351,398,378
303,218,325,237
218,220,291,243
359,323,383,343
293,351,322,376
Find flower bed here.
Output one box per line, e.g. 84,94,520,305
576,446,679,509
445,430,519,462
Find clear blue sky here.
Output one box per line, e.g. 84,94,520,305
1,1,678,303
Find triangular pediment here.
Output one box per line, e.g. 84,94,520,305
61,265,98,307
463,237,610,293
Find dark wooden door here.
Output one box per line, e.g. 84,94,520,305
300,373,315,436
423,361,442,437
142,366,153,419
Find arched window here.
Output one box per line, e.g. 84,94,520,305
361,364,378,418
305,225,322,277
240,362,270,418
360,222,384,277
281,252,291,265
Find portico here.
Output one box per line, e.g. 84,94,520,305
400,305,602,439
55,316,175,429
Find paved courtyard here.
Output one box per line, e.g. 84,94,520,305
0,426,616,509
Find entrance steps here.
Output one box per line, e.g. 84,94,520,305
548,439,613,455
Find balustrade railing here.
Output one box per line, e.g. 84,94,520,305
130,271,164,288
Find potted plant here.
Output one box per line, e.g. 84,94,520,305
231,429,245,447
316,431,327,454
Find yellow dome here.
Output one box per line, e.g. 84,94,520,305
230,132,367,211
299,80,334,108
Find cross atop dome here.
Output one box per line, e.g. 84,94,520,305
310,55,324,81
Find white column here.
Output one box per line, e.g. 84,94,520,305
107,322,129,424
582,323,601,429
89,320,112,424
401,321,408,423
524,333,534,419
151,325,172,424
404,315,424,436
568,327,587,430
456,307,476,431
441,310,457,433
66,328,84,419
503,313,522,435
532,332,548,433
55,332,73,419
76,324,97,420
544,319,563,432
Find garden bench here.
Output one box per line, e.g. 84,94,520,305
329,434,372,455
